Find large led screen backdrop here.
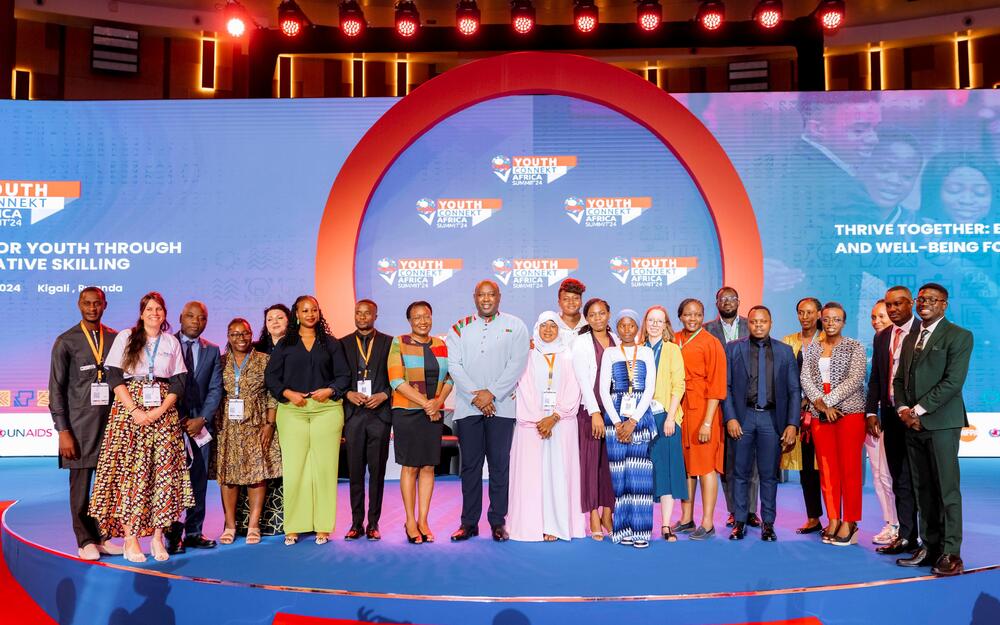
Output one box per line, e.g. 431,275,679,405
1,87,998,455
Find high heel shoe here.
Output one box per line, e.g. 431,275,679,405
821,521,841,544
123,548,147,563
831,523,860,547
404,524,424,544
150,539,169,562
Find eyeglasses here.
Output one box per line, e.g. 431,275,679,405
409,315,432,322
718,296,739,303
821,317,844,324
646,319,666,325
915,297,946,305
228,331,252,338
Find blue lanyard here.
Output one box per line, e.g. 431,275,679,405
232,352,251,397
144,335,162,381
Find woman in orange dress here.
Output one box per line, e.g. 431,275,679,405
670,298,727,540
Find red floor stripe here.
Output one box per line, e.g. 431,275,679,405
0,502,58,625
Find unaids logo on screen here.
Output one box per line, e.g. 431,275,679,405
492,257,579,289
377,257,463,289
416,197,502,229
564,196,652,227
0,181,81,227
610,256,698,288
491,155,577,186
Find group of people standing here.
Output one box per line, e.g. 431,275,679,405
48,276,972,576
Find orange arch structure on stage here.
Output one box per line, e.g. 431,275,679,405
315,51,762,333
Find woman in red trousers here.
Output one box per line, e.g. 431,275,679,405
800,302,868,547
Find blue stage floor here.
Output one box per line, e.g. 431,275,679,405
3,457,1000,624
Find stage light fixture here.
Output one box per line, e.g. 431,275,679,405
395,0,420,38
696,0,724,31
753,0,782,29
573,0,598,34
223,0,250,37
816,0,844,32
339,0,366,38
278,0,309,37
510,0,535,34
456,0,481,36
636,0,662,32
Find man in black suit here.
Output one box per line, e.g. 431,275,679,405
704,286,758,528
723,306,800,542
894,283,973,577
866,286,920,556
339,299,393,541
167,301,223,554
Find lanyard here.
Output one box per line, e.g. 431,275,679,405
144,335,162,381
723,322,739,342
677,327,702,350
539,351,557,390
619,344,638,394
355,334,374,378
232,351,251,397
80,322,105,382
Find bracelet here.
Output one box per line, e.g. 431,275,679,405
701,422,712,428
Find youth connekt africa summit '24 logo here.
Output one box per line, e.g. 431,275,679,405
610,256,698,288
492,257,579,289
377,257,463,289
491,155,577,186
564,196,652,227
0,181,81,227
416,197,502,228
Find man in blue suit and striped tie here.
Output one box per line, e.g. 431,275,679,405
723,305,801,542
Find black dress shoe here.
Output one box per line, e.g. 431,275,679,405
166,538,185,555
344,526,364,541
183,534,217,549
761,523,777,542
725,513,735,528
747,513,762,528
897,546,937,567
796,522,822,535
366,526,382,541
491,525,510,542
728,522,746,540
931,554,964,577
450,525,479,542
876,537,915,555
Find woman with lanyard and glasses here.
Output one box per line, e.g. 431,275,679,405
670,298,727,541
213,318,281,546
598,309,657,548
508,312,587,542
90,291,192,563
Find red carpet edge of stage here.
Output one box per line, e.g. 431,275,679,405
0,502,58,625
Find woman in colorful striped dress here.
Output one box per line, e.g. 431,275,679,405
598,309,657,548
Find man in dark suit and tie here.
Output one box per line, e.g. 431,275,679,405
167,301,223,554
704,286,758,528
866,286,920,556
893,283,973,576
339,299,393,541
723,306,800,541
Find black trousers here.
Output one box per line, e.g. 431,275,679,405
882,411,919,543
69,468,101,548
907,426,963,556
171,435,208,539
344,412,391,528
799,436,824,519
456,414,515,528
723,431,758,515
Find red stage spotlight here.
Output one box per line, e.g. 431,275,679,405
278,0,309,37
637,0,662,32
753,0,782,29
395,0,420,38
224,0,250,37
511,0,535,34
339,0,366,38
573,0,598,33
456,0,481,36
696,0,724,31
816,0,844,32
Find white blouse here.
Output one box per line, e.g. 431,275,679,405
105,329,188,379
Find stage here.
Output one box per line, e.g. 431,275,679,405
2,458,1000,624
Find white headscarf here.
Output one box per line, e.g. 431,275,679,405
533,311,565,354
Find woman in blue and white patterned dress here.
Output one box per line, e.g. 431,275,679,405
598,309,657,548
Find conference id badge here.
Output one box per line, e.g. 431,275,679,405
620,395,638,419
228,398,245,421
542,390,557,413
357,379,373,396
90,383,110,406
142,384,162,407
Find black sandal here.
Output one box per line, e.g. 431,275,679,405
661,525,677,542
